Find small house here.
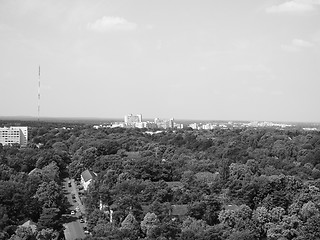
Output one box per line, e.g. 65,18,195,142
80,170,97,191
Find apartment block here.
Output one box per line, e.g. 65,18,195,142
0,126,28,146
124,114,142,126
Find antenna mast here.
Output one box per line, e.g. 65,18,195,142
38,66,40,122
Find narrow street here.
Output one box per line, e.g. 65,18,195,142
62,178,86,240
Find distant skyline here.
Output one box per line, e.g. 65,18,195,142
1,0,320,122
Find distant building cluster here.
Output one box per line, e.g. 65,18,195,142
302,127,319,131
188,121,298,130
93,116,319,132
94,114,183,130
244,121,293,128
0,126,28,146
188,122,228,130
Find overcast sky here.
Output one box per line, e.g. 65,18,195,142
1,0,319,122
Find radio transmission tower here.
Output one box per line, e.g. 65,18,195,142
38,66,41,122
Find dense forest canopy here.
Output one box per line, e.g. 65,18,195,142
0,120,320,240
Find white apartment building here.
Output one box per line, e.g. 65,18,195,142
0,126,28,146
154,118,174,129
124,114,142,125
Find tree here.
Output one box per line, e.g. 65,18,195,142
86,209,109,231
120,212,139,231
188,195,222,225
300,214,320,240
300,201,319,220
203,195,222,225
36,228,55,240
92,222,118,238
37,207,62,231
228,230,257,240
155,220,181,240
119,213,140,239
112,195,143,223
41,162,60,183
68,160,84,180
266,215,301,240
80,147,98,169
252,206,269,225
218,209,236,228
34,181,62,208
52,142,68,152
269,207,285,223
140,212,159,237
9,226,35,240
181,216,209,233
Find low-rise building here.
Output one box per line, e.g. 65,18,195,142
80,170,97,191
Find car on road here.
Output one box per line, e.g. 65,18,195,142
68,181,71,187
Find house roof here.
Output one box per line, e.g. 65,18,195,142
22,220,37,233
81,170,97,182
195,171,219,183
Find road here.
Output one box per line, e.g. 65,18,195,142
62,178,86,240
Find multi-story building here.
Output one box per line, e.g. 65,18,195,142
124,114,142,126
154,118,174,129
189,123,199,130
0,126,28,146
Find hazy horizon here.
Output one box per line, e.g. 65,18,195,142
1,1,320,123
1,115,320,125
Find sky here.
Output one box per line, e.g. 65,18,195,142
0,0,320,122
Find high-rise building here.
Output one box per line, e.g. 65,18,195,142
124,114,142,125
154,118,174,129
0,127,28,146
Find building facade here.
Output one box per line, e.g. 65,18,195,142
124,114,142,127
154,118,174,129
0,126,28,146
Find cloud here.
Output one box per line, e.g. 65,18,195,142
87,16,137,32
282,38,314,52
266,0,320,14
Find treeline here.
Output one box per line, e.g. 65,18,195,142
1,123,320,239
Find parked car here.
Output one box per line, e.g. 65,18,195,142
83,227,89,234
71,211,75,215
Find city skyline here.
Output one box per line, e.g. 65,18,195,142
1,0,320,123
